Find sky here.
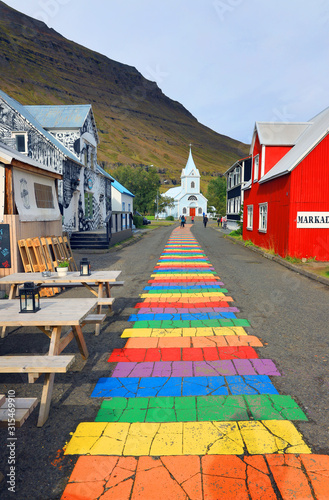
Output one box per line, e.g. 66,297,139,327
4,0,329,144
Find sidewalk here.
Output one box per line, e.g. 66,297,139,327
213,225,329,288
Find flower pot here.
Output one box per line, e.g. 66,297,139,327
56,267,68,277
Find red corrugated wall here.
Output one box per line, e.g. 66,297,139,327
264,146,292,175
288,133,329,260
243,175,290,256
244,133,329,261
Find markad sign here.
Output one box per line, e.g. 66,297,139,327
297,212,329,228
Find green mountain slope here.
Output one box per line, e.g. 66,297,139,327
0,1,249,189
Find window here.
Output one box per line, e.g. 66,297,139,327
236,167,241,185
191,181,195,189
12,132,28,154
259,203,267,232
253,155,259,181
188,195,197,201
84,192,93,219
34,183,54,209
247,205,253,230
122,201,126,211
182,207,187,214
128,203,131,212
198,207,202,214
233,167,241,186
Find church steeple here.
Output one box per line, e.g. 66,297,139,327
184,145,197,174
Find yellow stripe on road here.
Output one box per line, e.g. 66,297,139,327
121,326,248,337
64,420,311,457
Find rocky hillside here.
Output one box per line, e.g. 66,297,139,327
0,1,249,188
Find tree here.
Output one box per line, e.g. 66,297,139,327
206,176,226,215
155,193,175,216
112,165,160,214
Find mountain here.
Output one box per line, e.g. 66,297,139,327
0,1,249,189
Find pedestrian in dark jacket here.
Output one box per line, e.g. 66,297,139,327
203,215,208,228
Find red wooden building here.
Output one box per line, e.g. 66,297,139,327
242,107,329,261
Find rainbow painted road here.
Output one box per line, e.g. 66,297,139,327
61,226,329,499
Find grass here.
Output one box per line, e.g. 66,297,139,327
244,240,255,247
149,219,176,226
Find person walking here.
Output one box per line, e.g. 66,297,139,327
217,217,220,227
180,214,186,228
191,216,194,224
203,214,208,228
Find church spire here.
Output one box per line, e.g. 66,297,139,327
185,144,197,174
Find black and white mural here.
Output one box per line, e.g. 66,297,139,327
0,93,112,234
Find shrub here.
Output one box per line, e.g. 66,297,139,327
133,215,144,228
165,215,174,221
230,228,242,237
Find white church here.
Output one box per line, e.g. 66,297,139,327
158,147,208,219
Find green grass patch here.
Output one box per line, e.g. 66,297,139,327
244,240,255,247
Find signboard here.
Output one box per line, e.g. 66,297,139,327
297,212,329,228
0,224,11,268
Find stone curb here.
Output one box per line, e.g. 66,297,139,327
223,233,329,288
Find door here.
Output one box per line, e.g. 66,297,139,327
190,207,196,216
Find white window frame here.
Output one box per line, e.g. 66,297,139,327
12,132,28,154
247,205,253,230
253,155,259,181
259,203,268,232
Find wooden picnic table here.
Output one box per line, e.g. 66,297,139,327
0,270,122,336
0,298,98,426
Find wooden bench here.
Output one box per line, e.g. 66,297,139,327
39,281,124,289
0,355,75,373
0,355,75,426
0,397,38,428
82,314,107,325
57,314,106,354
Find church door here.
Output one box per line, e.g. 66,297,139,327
190,207,196,216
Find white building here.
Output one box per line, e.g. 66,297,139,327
158,147,207,219
111,177,134,230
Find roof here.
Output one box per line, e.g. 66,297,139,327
260,106,329,183
111,177,135,197
0,141,62,176
241,179,252,191
96,164,114,182
0,90,82,165
162,186,181,199
253,122,310,149
181,147,199,176
224,155,252,175
25,105,91,129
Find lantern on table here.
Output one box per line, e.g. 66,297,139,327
80,257,91,276
19,282,41,313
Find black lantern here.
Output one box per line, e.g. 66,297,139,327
80,257,91,276
19,282,40,313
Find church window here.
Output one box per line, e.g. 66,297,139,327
198,207,202,214
183,207,187,214
191,181,195,189
188,195,197,201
